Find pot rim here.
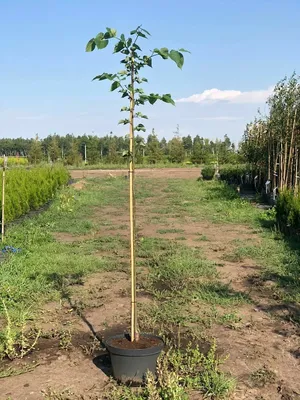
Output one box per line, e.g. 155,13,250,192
105,333,164,357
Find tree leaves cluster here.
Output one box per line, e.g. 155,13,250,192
241,72,300,191
86,25,190,134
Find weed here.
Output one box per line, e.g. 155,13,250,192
175,236,187,241
0,299,40,360
42,388,76,399
194,234,209,241
105,341,234,399
80,337,102,356
250,366,276,388
156,228,185,234
0,363,39,378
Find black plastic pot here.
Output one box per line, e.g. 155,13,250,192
105,333,164,384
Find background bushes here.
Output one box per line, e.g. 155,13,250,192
0,157,29,167
219,164,250,185
0,165,69,223
201,165,215,180
276,189,300,234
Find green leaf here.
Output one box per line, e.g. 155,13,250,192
86,39,96,52
132,43,142,51
153,47,169,59
148,93,160,105
92,73,108,81
130,29,137,35
137,32,147,39
135,112,148,119
127,38,132,47
118,119,130,125
114,40,125,53
141,28,151,36
121,106,130,112
95,32,105,41
120,34,126,41
122,150,131,157
111,81,120,91
92,73,116,81
95,37,109,50
104,27,117,39
135,124,146,132
179,48,191,53
169,50,184,69
143,56,152,67
161,94,175,106
142,78,148,82
121,91,129,98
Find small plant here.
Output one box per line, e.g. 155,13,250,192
0,299,40,360
201,165,215,180
57,189,75,213
250,366,276,388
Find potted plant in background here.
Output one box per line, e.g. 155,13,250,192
86,26,189,383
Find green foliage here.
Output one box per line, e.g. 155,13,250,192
276,189,300,233
0,157,28,167
201,165,215,180
167,137,185,163
146,130,163,164
66,140,81,166
241,73,300,190
1,165,69,223
0,132,244,168
48,136,60,162
219,164,252,184
28,136,43,164
86,25,189,132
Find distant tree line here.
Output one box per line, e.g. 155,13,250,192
0,129,243,165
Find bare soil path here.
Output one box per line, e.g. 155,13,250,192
70,168,200,180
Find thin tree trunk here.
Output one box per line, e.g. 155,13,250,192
129,53,138,342
280,140,283,190
295,148,299,194
287,109,297,189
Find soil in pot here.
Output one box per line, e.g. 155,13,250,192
110,335,161,350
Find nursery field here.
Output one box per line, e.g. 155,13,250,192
0,171,300,400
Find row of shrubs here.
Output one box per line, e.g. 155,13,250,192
0,157,29,167
0,165,69,223
201,164,252,183
276,189,300,234
218,164,251,184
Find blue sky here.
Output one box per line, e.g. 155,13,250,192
1,0,300,143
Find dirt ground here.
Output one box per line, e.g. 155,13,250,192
70,168,201,180
1,169,299,400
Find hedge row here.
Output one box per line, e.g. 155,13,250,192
0,157,29,167
276,189,300,234
0,165,69,223
219,164,252,185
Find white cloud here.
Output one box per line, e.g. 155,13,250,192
176,86,274,104
184,116,243,121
